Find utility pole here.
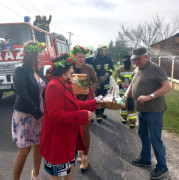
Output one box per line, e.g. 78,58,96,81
68,32,74,46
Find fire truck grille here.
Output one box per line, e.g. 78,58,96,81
0,64,15,75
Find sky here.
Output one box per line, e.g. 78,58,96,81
0,0,179,48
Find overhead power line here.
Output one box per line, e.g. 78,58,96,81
0,1,104,44
0,2,23,18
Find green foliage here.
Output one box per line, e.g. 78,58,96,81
107,32,132,64
71,45,90,55
25,42,46,53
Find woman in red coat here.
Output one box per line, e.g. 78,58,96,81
40,54,98,180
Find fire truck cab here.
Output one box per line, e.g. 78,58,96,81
0,22,70,100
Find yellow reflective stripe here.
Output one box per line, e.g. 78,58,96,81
128,116,137,120
108,69,113,73
120,92,125,95
104,86,110,89
96,65,101,69
121,74,132,78
116,78,122,84
121,112,128,116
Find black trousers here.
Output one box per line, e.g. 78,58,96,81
95,89,108,116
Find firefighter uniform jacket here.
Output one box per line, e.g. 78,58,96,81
93,55,114,90
115,64,136,96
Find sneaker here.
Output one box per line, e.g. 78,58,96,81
129,123,135,129
97,116,102,123
122,118,127,124
31,169,41,180
149,168,168,179
101,114,107,119
131,158,151,167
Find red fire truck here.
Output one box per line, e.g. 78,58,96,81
0,22,70,100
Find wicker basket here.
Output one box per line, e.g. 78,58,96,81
100,101,126,110
72,74,87,94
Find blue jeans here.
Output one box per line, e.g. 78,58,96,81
138,112,167,170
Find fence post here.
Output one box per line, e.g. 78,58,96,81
159,56,161,66
171,56,175,90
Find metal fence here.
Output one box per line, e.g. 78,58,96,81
150,56,179,90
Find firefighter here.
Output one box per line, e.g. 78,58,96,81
33,15,42,28
115,55,137,128
41,15,52,32
93,44,114,123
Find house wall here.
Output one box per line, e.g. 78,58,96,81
151,37,179,56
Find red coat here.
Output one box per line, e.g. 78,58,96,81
40,77,97,165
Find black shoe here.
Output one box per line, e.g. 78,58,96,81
97,116,102,123
131,158,151,167
101,114,107,119
91,119,94,123
149,168,168,179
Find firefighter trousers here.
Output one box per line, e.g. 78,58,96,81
95,89,108,116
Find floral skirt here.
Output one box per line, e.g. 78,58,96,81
11,110,43,148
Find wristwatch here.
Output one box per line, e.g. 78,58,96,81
150,93,155,99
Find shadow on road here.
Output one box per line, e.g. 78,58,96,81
0,94,18,152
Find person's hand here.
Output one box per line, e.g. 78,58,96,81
85,88,89,95
124,94,128,104
99,76,105,81
105,72,109,77
95,98,100,104
137,95,152,105
38,117,43,121
88,111,94,121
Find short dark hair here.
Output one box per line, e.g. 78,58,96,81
49,53,73,77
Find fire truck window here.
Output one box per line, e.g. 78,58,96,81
57,42,62,54
34,30,46,43
45,35,52,47
0,24,32,45
61,43,67,53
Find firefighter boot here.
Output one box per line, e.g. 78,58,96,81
97,115,102,123
121,108,128,124
122,118,127,124
101,113,107,119
129,123,136,129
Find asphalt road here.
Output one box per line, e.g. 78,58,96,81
0,94,179,180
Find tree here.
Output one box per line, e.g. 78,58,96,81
107,40,114,59
108,32,132,64
121,14,179,53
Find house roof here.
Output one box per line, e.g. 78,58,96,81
151,32,179,47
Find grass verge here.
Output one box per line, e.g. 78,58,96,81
3,91,14,97
163,90,179,134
